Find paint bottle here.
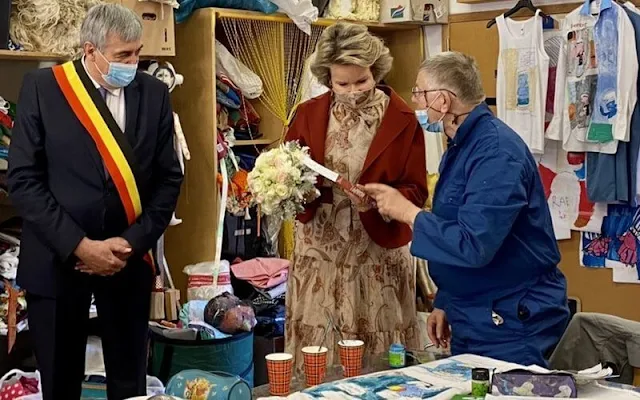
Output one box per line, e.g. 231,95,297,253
471,368,490,397
388,343,406,369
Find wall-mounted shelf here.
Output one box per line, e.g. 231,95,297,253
0,50,69,62
234,138,278,146
214,8,440,32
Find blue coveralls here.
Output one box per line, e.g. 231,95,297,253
411,103,570,367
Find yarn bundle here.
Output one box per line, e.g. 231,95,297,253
10,0,103,57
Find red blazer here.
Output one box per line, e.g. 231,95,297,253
285,86,428,249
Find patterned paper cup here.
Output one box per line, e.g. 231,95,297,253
338,339,365,377
301,346,329,387
265,353,294,396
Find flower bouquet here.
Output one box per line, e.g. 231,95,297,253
248,141,319,221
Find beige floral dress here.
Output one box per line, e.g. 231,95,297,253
285,89,419,371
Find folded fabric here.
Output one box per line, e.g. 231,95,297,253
231,257,289,289
259,281,287,299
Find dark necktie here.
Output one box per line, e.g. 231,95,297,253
97,86,111,179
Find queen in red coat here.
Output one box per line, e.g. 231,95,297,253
284,21,428,370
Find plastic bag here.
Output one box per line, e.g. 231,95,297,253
0,370,42,400
215,41,263,100
204,293,256,334
269,0,318,35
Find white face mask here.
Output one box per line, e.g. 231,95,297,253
95,49,138,88
416,93,445,133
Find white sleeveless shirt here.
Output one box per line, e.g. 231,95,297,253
496,10,550,154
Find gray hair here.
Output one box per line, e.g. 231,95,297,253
418,51,485,106
80,3,143,50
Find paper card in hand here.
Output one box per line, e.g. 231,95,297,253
302,157,377,208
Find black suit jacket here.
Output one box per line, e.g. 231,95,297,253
7,66,183,297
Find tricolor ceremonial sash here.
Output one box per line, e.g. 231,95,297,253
53,60,155,272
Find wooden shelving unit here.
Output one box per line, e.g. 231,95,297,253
234,138,278,146
0,50,68,62
164,7,427,294
214,8,437,31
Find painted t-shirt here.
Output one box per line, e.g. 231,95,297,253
585,4,640,203
496,10,549,154
546,0,638,154
543,30,564,133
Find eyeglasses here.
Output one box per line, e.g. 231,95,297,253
411,87,458,98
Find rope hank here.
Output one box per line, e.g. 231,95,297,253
10,0,101,57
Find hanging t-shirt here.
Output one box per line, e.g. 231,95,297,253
585,3,640,203
496,10,549,154
624,3,640,205
543,30,565,133
546,0,638,154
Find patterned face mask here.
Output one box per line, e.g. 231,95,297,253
333,87,376,109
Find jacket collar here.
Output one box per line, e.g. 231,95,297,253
450,102,493,147
307,85,415,175
581,0,612,15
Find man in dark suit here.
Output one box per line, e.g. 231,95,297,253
7,4,183,399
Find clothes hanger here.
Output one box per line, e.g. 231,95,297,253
487,0,549,28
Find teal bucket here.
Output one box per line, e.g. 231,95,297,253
149,330,254,387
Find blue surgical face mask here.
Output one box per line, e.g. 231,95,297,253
415,93,445,133
96,50,138,88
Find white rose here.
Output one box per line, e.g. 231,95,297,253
251,180,264,194
275,184,289,198
290,167,302,181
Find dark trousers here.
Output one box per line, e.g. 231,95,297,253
27,260,153,400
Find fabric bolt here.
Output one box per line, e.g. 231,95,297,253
412,103,569,366
0,383,25,400
285,89,419,372
547,0,638,154
496,10,549,154
230,258,289,289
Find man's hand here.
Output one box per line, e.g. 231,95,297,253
363,183,421,225
73,238,131,276
105,237,134,261
347,185,374,212
427,308,451,349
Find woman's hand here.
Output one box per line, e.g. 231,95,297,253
363,183,421,225
427,308,451,349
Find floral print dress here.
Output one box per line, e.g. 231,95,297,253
285,89,419,371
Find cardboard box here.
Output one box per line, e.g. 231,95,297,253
164,289,180,321
108,0,175,56
379,0,448,24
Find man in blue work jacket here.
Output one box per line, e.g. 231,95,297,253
364,51,569,367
